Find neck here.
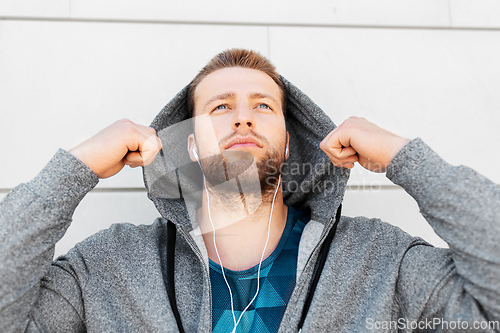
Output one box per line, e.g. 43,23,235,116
197,180,288,271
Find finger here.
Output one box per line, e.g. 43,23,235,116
326,152,359,166
135,123,159,137
124,149,157,167
140,134,162,165
140,126,162,150
322,147,342,164
124,151,145,166
342,162,356,169
333,162,355,169
319,129,338,152
320,128,337,147
147,126,157,135
323,144,358,162
337,146,357,158
124,134,162,166
320,127,351,153
99,162,125,179
339,154,359,164
324,146,357,162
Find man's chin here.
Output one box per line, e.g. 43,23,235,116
223,150,256,180
200,149,283,197
200,150,256,187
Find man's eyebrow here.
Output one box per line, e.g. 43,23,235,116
203,92,235,110
249,92,280,105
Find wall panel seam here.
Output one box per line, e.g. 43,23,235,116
1,16,500,32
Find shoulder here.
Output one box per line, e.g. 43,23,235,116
50,218,168,288
57,218,167,267
84,217,162,239
338,215,427,245
332,215,442,263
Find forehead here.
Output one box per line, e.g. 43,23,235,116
194,67,283,114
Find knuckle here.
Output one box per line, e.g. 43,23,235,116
114,119,136,134
116,118,133,125
123,123,138,134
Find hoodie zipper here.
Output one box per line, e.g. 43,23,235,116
298,216,335,281
274,218,333,333
177,226,213,332
278,207,341,333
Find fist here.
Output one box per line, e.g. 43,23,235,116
320,117,410,172
69,119,162,178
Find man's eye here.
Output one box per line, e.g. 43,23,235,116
258,104,271,109
214,105,227,110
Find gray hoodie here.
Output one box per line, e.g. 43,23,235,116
1,77,499,332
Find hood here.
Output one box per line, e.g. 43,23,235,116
143,76,350,231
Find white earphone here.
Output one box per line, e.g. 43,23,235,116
285,145,289,157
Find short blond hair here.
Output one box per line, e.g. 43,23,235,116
187,49,286,117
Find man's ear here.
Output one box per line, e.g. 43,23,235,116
187,133,197,162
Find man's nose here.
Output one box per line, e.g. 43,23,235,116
232,104,254,130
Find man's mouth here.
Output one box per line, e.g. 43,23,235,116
225,136,263,150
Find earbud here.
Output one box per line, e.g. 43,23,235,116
192,148,199,161
285,145,289,157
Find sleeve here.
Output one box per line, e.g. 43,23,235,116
0,149,99,332
386,138,500,331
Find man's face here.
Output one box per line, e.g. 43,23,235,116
188,67,288,192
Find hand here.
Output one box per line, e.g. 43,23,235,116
69,119,162,178
320,116,410,172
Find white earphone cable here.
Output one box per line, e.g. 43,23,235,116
201,172,238,327
231,173,281,333
195,151,282,333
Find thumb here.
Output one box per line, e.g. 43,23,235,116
124,133,162,167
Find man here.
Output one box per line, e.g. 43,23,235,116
0,49,499,332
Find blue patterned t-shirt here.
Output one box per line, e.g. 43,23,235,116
209,207,309,333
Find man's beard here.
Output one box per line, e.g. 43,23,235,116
198,148,284,202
